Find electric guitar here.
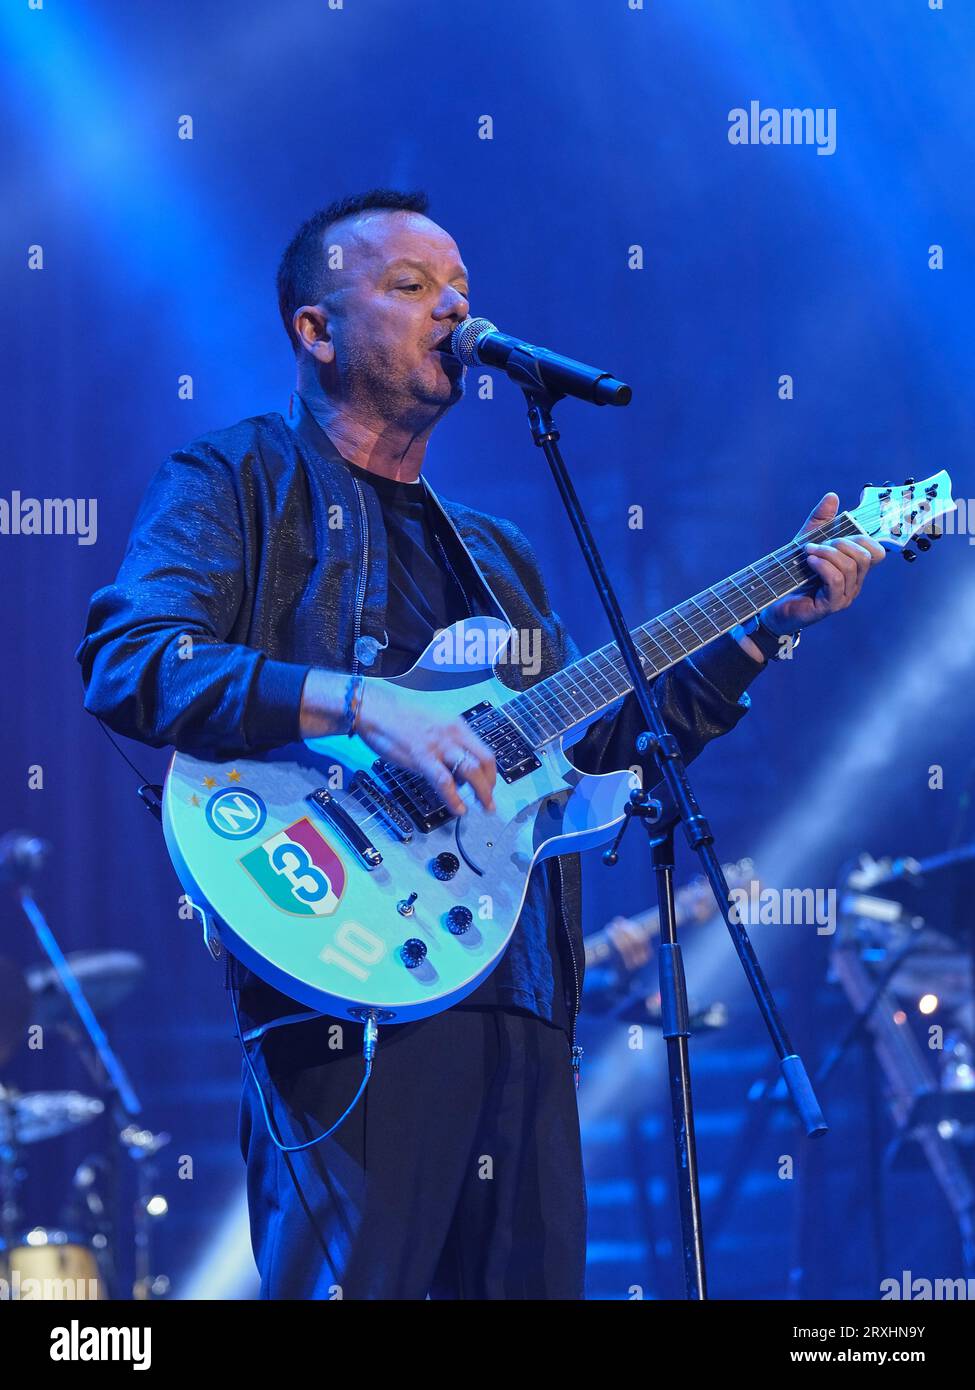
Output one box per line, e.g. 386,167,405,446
162,473,954,1023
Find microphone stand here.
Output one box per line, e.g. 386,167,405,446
520,382,826,1300
17,888,142,1119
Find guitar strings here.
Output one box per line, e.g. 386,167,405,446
508,496,941,743
336,493,945,816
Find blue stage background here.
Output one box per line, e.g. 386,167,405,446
1,0,973,1299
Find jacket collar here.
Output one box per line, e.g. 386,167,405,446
286,391,513,630
286,391,351,466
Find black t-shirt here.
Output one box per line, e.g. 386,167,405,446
345,459,572,1034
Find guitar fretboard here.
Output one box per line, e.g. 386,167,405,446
503,512,863,747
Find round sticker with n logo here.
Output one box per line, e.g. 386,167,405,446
205,788,267,840
239,817,347,917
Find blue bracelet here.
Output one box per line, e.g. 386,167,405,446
344,674,365,736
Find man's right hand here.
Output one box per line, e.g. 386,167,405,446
299,670,497,817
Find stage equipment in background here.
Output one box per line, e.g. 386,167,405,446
1,840,169,1299
581,858,755,1017
824,847,975,1275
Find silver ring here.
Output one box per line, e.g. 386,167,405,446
450,754,471,777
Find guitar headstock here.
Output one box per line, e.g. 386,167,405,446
848,471,955,560
686,858,757,923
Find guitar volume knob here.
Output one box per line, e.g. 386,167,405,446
445,905,473,935
431,852,460,881
400,938,428,969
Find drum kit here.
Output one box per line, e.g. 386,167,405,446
830,843,975,1268
0,832,169,1300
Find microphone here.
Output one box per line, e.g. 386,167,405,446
0,830,50,885
439,317,632,407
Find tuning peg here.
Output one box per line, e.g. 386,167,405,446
902,548,917,562
916,535,932,552
904,476,915,486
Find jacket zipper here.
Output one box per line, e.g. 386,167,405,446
432,529,473,621
428,481,584,1082
350,478,370,676
421,480,514,631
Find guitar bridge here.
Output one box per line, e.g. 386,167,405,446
306,788,383,868
350,770,414,842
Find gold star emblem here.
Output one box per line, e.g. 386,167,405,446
202,776,216,789
227,769,241,783
189,794,200,807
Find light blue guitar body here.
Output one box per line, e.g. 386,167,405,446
162,617,635,1022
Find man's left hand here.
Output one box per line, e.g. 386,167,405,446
761,491,886,637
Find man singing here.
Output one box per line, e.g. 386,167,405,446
77,189,883,1299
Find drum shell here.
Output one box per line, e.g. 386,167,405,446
1,1232,105,1299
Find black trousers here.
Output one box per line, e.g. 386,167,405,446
237,1007,587,1299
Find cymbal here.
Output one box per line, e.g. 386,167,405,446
24,950,145,1029
0,1089,104,1145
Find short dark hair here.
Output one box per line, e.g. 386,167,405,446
276,188,431,354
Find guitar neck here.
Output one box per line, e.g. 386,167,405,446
584,900,666,969
584,866,752,968
503,510,864,747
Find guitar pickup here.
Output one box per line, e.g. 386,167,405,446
372,760,452,834
306,788,383,869
491,738,540,783
351,770,414,843
462,703,540,784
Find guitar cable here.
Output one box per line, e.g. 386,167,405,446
230,981,380,1154
96,718,379,1152
96,718,165,820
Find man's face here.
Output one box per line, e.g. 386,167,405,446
315,210,470,421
